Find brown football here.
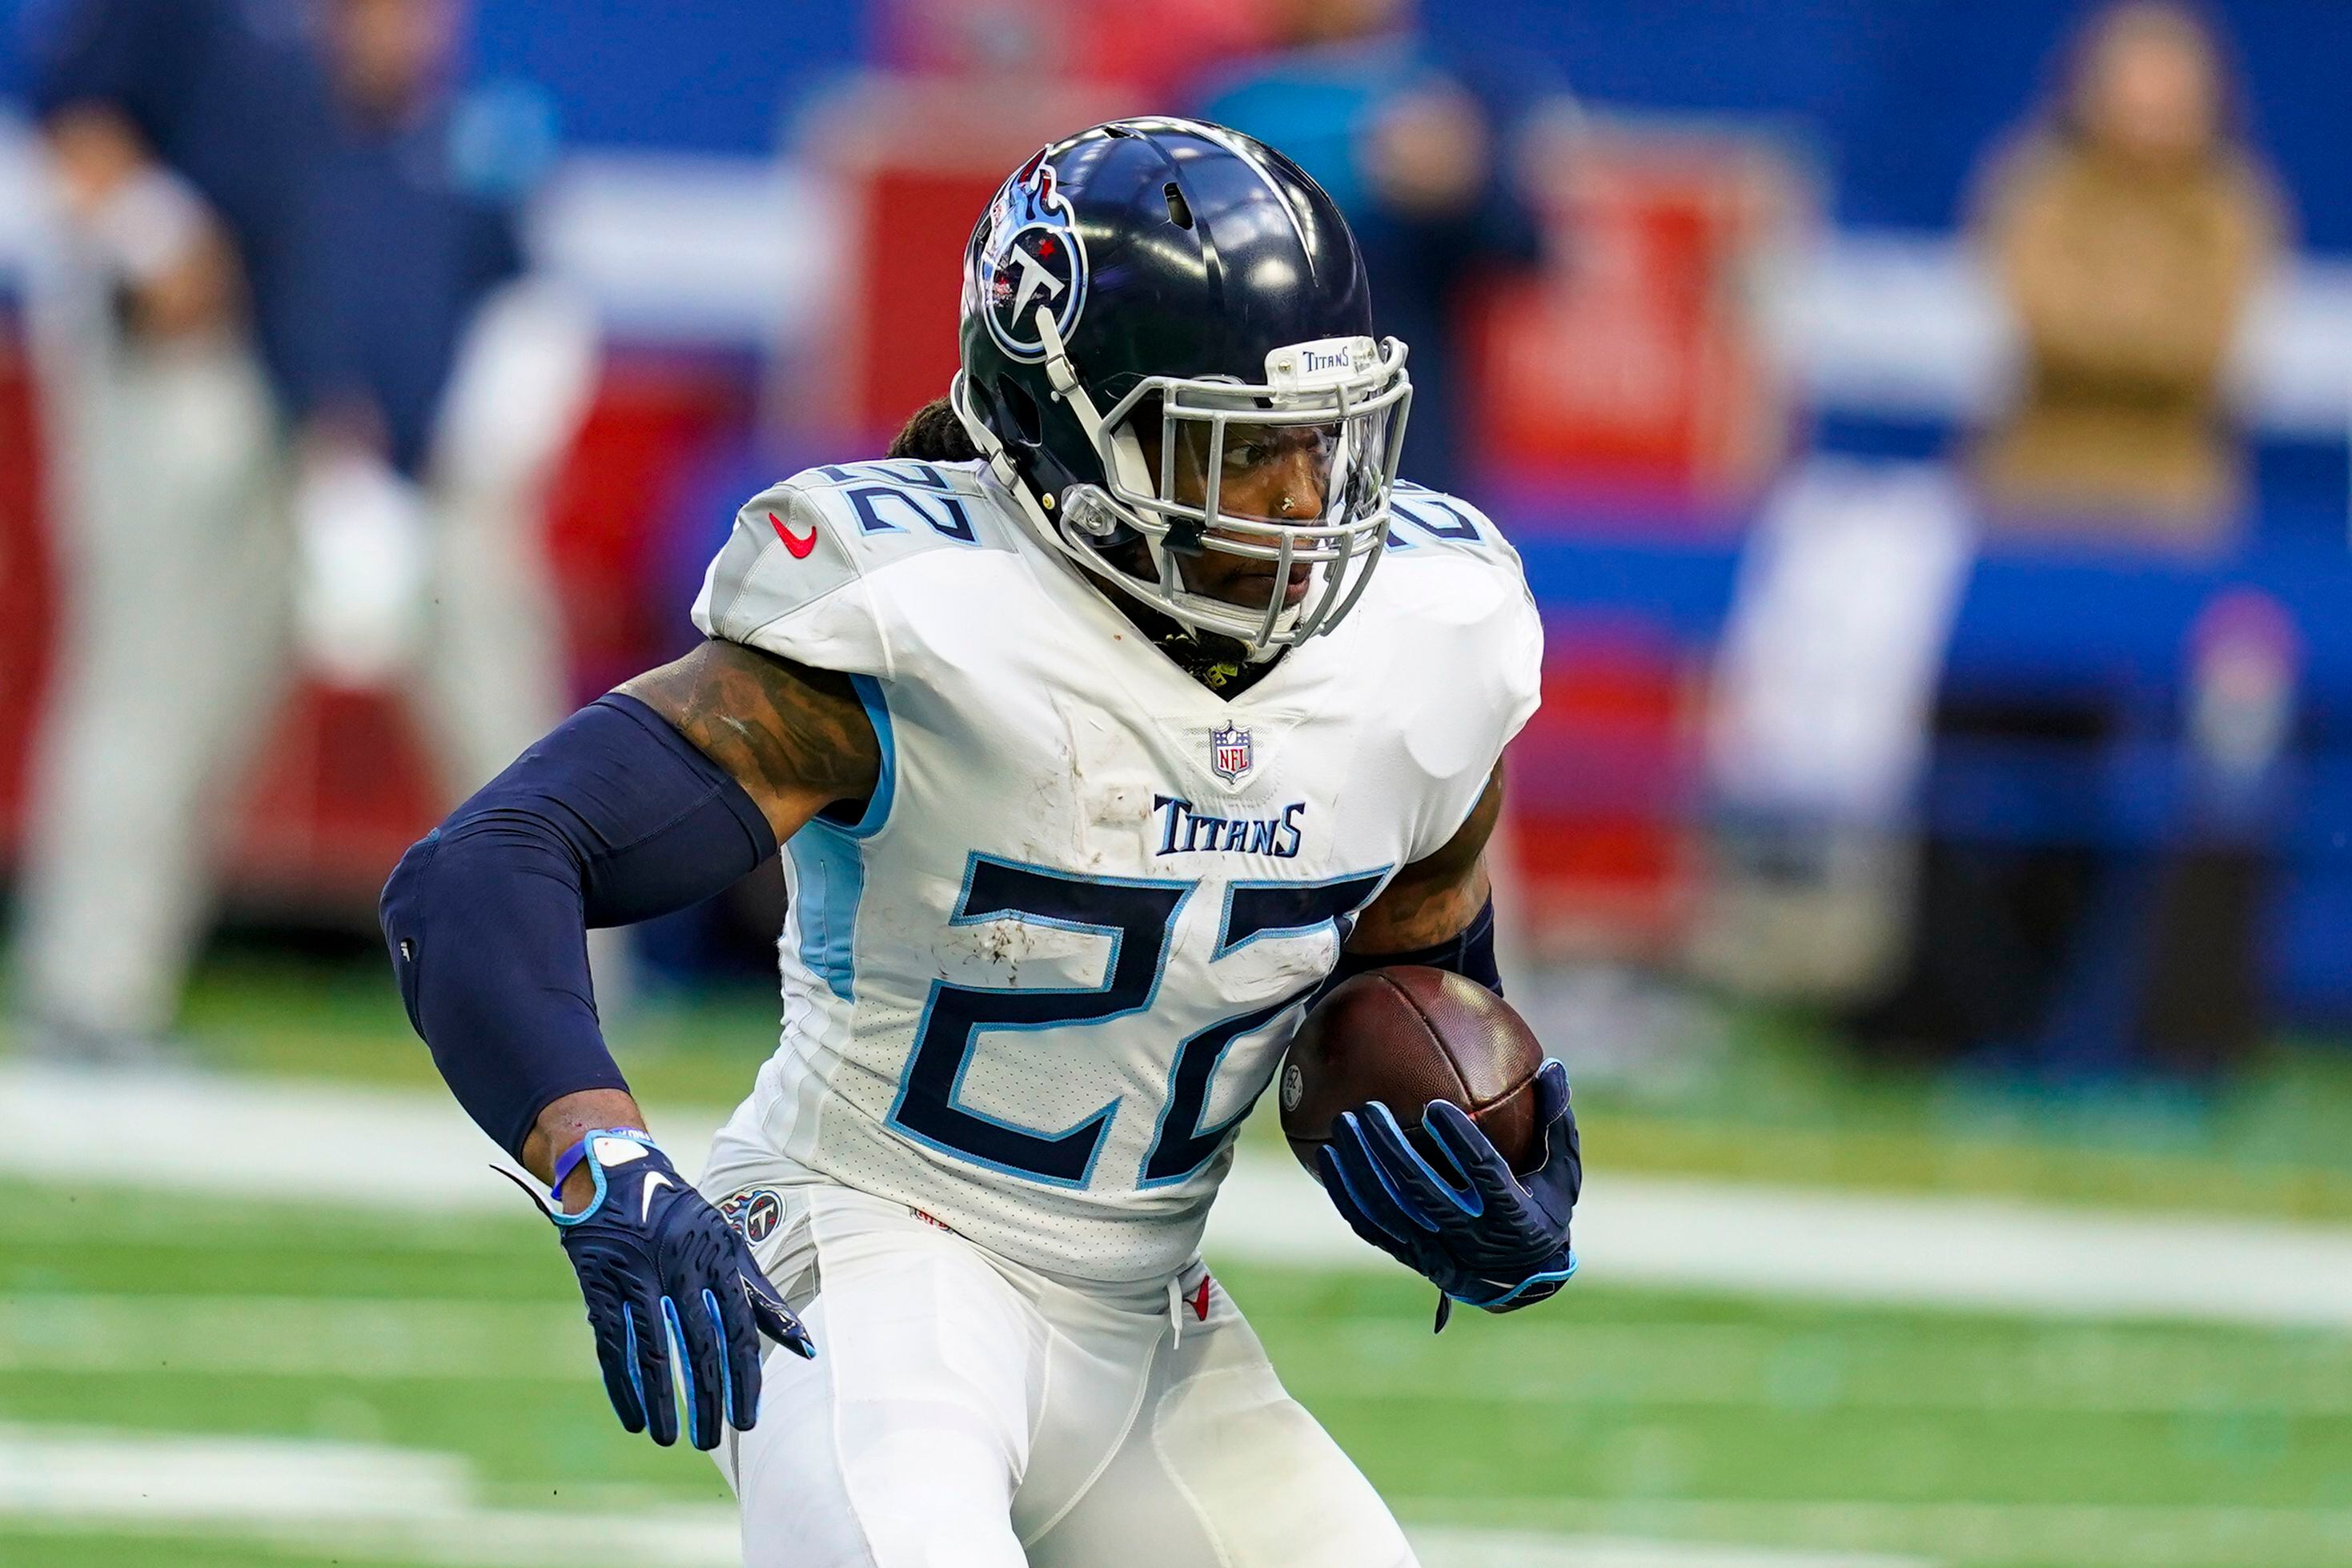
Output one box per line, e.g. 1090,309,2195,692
1278,966,1547,1177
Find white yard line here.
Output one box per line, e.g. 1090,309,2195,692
1209,1158,2352,1329
0,1426,1929,1568
0,1295,584,1381
0,1424,739,1566
11,1416,2343,1566
10,1062,2352,1328
1396,1498,2352,1568
0,1061,611,1211
1411,1538,1925,1568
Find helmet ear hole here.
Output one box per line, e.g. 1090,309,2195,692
1163,182,1194,231
996,376,1043,446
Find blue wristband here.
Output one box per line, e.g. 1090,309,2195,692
547,1137,593,1202
548,1127,658,1203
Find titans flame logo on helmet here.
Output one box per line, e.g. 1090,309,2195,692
969,151,1090,364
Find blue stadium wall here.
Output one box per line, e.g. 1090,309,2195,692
5,0,2346,251
1422,0,2351,251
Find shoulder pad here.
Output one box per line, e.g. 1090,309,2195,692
692,462,1021,677
787,459,1025,562
1351,485,1543,862
1382,483,1519,563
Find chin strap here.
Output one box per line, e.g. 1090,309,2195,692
1028,311,1191,616
950,367,1196,636
950,372,1033,507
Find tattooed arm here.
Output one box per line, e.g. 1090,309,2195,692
379,648,859,1439
381,640,879,1205
619,640,881,847
516,644,880,1197
1346,767,1502,956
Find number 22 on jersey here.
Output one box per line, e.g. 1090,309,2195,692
886,856,1386,1189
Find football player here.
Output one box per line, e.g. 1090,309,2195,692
383,117,1579,1567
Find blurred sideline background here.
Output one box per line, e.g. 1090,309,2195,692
2,2,2350,1565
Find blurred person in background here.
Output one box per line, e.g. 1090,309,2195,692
1969,0,2283,544
1852,2,2293,1081
1195,0,1548,499
11,0,587,1061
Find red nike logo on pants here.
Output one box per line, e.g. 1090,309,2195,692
770,512,818,558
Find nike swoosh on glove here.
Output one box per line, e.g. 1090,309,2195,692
538,1130,815,1449
1315,1060,1580,1329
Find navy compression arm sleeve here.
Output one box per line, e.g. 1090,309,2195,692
379,694,779,1157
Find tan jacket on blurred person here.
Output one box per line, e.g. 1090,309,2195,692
1970,2,2283,545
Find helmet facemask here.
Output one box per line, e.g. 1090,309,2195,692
957,319,1412,660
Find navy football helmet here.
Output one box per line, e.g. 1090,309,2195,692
952,118,1411,656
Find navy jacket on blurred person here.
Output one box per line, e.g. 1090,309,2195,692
28,0,527,475
276,106,527,475
1197,18,1547,499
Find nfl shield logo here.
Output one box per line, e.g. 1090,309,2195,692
1210,724,1254,784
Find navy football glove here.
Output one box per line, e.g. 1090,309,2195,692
1316,1059,1580,1329
537,1130,814,1449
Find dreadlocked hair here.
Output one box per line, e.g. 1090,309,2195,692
888,396,981,462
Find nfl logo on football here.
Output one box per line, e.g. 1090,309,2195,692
1210,724,1253,784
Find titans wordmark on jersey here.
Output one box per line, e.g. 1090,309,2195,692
691,459,1542,1282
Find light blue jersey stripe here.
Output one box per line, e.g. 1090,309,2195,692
786,674,896,1000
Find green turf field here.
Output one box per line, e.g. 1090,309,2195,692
6,1173,2352,1566
7,956,2352,1566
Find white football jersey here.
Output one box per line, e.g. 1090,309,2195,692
693,459,1541,1283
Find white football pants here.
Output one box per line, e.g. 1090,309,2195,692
713,1180,1419,1568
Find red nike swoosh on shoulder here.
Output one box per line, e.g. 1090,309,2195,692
770,512,818,559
